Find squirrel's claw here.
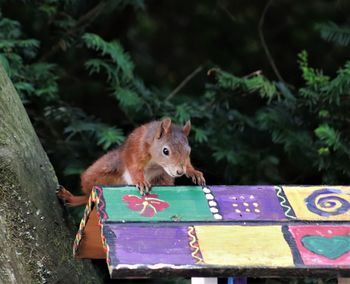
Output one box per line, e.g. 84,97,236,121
56,185,73,200
192,176,197,184
187,170,206,186
56,185,83,206
136,180,151,195
198,175,206,186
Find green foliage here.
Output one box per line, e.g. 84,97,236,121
199,47,350,184
1,0,350,192
83,33,147,116
214,69,277,102
175,104,192,123
64,120,124,150
298,50,330,88
83,33,135,81
113,87,143,109
317,22,350,46
326,61,350,97
0,16,55,102
314,124,341,151
0,10,127,180
192,127,209,143
97,126,125,150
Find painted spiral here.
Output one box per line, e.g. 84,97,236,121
305,188,350,216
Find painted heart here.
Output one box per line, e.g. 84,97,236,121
301,235,350,260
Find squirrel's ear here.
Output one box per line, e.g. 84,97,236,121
156,117,172,139
182,120,191,136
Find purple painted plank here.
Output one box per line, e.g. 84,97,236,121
210,185,286,220
104,224,195,266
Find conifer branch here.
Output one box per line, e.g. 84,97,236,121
258,0,286,83
166,65,203,101
218,1,238,23
39,1,107,61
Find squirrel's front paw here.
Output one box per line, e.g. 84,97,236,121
56,185,73,201
187,170,206,186
135,180,151,195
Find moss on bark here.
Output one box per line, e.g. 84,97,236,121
0,64,102,284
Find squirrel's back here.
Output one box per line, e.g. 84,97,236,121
57,118,205,206
80,121,158,194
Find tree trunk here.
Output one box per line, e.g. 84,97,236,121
0,64,102,283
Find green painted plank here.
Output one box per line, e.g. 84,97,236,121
99,186,214,222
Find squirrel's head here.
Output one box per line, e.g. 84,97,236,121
150,117,191,178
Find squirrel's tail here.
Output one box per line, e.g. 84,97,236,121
56,185,89,207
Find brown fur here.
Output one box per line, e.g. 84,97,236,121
56,118,205,206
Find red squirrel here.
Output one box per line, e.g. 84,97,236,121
57,118,205,206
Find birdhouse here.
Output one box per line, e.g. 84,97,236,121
74,185,350,279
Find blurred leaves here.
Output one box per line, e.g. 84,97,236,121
317,22,350,46
1,0,350,192
214,69,278,102
83,33,134,81
314,124,341,151
113,87,143,109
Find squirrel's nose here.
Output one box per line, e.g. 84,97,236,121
176,170,184,176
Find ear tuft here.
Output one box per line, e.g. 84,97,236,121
156,117,172,139
183,120,191,136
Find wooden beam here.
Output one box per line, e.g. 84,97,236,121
191,278,218,284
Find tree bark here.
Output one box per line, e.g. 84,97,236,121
0,64,102,283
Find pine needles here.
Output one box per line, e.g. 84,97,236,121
317,22,350,46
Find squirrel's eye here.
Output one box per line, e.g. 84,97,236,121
163,147,169,156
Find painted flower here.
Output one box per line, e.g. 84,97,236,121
122,193,169,217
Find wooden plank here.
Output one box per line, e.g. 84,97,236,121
227,278,247,284
95,185,214,222
206,185,286,220
74,185,350,279
191,278,217,284
102,223,350,278
75,208,105,259
93,185,350,222
282,186,350,220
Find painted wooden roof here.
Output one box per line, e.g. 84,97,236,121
74,185,350,278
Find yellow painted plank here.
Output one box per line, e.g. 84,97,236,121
194,225,294,266
283,186,350,220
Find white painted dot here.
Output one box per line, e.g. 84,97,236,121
205,194,214,200
327,230,333,234
209,200,217,207
213,214,222,220
230,196,237,200
254,208,261,213
243,202,249,207
245,208,251,212
249,195,254,199
210,207,219,213
235,209,241,213
253,202,259,207
240,196,245,200
203,187,211,193
232,203,238,207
